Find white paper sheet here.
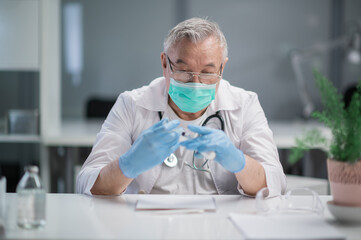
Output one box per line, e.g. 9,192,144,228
228,213,345,240
136,195,216,212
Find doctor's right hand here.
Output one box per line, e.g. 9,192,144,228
118,118,182,179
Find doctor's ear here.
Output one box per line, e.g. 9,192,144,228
160,52,167,69
160,52,169,78
222,57,229,70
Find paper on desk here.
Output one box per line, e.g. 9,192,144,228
136,195,216,212
228,213,345,240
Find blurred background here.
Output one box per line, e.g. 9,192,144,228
0,0,360,193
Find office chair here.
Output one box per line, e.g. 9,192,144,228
85,97,116,119
344,84,359,109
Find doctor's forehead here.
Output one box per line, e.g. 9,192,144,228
173,58,217,69
168,37,223,65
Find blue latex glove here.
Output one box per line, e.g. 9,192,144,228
119,118,182,178
180,124,246,173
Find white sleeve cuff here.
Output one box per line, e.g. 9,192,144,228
236,165,286,198
262,164,286,198
237,184,255,198
77,167,103,196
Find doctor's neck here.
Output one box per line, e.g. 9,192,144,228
168,98,207,121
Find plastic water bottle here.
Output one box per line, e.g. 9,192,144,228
16,166,46,229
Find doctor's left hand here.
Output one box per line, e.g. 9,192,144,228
118,118,182,179
180,125,246,173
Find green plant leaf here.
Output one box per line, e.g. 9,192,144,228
289,70,361,164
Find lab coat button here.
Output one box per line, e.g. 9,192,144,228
138,190,146,194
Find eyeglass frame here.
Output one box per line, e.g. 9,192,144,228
166,54,223,84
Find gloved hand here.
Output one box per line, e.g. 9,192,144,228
119,118,183,178
180,124,246,173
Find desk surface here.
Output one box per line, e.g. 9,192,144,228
2,193,360,239
43,119,330,148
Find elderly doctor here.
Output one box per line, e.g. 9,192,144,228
77,17,286,197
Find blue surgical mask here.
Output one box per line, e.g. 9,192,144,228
168,78,216,113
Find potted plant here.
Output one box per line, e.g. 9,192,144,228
289,70,361,207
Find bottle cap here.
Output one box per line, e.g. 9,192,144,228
25,166,39,174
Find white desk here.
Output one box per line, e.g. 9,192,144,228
269,120,330,149
286,174,329,194
2,193,360,239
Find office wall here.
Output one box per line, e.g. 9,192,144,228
61,0,175,119
187,0,330,119
60,0,361,120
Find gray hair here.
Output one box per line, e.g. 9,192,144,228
164,17,228,60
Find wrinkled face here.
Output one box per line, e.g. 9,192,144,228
161,36,228,92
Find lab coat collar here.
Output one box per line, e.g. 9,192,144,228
209,78,243,112
135,77,242,112
135,77,168,112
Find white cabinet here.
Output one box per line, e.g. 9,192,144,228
0,0,61,139
0,0,39,70
0,0,61,192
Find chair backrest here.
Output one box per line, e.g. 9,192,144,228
344,84,358,109
85,97,116,119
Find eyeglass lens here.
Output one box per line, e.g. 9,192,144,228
167,55,221,84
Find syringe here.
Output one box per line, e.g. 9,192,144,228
179,132,216,160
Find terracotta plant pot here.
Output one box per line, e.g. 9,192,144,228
327,158,361,206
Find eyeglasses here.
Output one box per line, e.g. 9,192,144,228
256,187,324,216
167,55,223,85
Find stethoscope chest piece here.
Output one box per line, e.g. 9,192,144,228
164,153,178,167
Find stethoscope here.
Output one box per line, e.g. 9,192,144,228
159,111,225,170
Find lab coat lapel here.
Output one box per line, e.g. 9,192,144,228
209,146,239,195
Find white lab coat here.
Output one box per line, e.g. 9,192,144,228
77,77,286,197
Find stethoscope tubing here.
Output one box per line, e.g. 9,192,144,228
160,110,225,169
158,111,225,131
